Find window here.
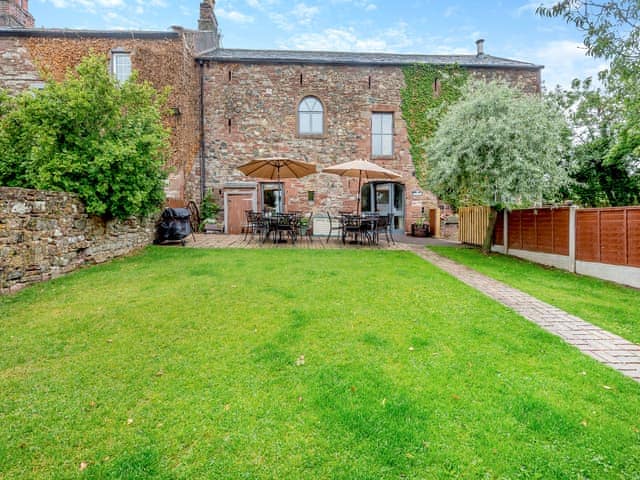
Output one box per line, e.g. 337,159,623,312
298,96,323,135
111,51,132,83
372,112,393,157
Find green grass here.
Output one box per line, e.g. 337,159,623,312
1,247,640,479
430,245,640,345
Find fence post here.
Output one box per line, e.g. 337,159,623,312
504,210,509,254
569,206,577,273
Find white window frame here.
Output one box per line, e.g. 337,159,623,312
372,112,394,157
298,96,324,136
111,51,132,83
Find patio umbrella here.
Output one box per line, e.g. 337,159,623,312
237,157,317,210
322,159,401,213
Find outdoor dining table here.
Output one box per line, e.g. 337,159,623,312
341,213,379,245
262,212,300,244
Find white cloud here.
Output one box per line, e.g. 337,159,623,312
292,3,319,25
443,6,460,18
217,8,255,24
519,40,607,89
46,0,124,7
514,1,556,18
284,22,414,52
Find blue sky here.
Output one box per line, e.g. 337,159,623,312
31,0,606,89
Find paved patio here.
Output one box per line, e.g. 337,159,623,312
186,233,640,383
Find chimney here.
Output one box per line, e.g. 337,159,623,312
0,0,35,27
198,0,216,31
476,39,485,57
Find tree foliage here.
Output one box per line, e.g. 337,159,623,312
0,54,169,219
538,1,640,196
549,78,640,206
425,80,570,210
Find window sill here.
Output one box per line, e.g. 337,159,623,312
297,134,326,140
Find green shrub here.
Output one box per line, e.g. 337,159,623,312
0,54,170,219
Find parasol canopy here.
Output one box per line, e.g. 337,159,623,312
237,157,317,181
322,159,401,212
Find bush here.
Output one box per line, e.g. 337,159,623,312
0,54,170,219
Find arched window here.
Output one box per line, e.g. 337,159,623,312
298,96,324,135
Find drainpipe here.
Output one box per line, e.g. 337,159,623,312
199,59,206,202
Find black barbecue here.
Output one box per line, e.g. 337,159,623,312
155,207,193,246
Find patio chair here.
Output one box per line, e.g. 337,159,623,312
244,211,266,242
326,212,343,243
299,212,313,242
342,215,362,244
376,213,395,245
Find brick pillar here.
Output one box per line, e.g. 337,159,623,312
198,0,216,31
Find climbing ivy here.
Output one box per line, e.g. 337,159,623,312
400,64,468,186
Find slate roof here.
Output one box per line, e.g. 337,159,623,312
197,48,543,70
0,27,179,40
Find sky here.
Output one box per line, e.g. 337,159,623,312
30,0,608,90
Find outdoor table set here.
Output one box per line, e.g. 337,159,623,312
244,211,302,244
340,213,394,246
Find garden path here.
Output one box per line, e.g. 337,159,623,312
409,246,640,383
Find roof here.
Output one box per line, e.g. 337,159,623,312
0,28,179,40
197,48,543,70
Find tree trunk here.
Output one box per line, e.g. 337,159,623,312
482,207,499,254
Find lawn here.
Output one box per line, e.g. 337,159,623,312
430,246,640,345
1,247,640,479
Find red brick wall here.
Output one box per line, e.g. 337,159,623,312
0,0,34,28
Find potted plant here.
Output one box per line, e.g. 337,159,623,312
200,192,222,233
411,215,430,237
298,216,309,236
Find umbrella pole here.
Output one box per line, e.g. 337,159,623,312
357,170,362,214
277,163,283,213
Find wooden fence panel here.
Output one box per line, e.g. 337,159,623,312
576,207,640,266
459,206,490,246
508,210,523,250
553,209,570,256
493,211,504,246
521,209,537,251
536,209,554,253
629,209,640,267
600,209,627,265
576,210,600,262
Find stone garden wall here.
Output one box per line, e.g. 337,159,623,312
0,187,155,294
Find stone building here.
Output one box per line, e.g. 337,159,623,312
0,0,543,235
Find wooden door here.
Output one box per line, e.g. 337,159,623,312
227,194,254,234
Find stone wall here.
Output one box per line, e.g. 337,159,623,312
0,187,155,294
195,61,540,231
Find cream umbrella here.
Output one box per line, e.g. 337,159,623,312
322,159,401,213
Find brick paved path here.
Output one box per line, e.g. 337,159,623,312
408,246,640,383
187,234,640,382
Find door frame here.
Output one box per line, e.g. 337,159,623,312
362,181,405,233
223,182,258,234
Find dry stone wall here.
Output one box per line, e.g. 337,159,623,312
0,187,155,294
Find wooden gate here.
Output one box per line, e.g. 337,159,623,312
458,206,491,246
